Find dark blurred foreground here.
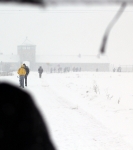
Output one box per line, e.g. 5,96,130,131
0,82,56,150
0,0,133,6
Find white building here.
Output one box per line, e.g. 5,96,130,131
0,39,110,72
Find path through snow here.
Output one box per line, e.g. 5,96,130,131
0,72,133,150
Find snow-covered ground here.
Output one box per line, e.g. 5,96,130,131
0,71,133,150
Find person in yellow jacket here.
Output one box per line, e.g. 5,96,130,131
17,64,26,88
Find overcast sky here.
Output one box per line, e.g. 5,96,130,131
0,3,133,65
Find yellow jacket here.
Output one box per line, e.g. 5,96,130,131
17,65,26,75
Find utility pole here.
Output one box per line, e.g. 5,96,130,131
1,61,2,72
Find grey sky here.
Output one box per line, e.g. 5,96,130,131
0,4,133,65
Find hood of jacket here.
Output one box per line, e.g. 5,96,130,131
21,65,24,68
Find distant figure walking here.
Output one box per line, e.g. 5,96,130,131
117,67,121,72
38,66,43,78
23,64,30,86
17,64,26,88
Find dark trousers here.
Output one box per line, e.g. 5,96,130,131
25,75,27,86
39,73,42,78
19,75,25,88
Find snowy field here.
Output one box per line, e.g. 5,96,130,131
0,71,133,150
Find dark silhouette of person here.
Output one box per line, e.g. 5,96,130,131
23,64,30,86
0,82,56,150
38,66,43,78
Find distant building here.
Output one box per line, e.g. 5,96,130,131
35,55,110,72
0,38,110,72
17,38,36,70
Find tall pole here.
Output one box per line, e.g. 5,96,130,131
1,61,2,72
